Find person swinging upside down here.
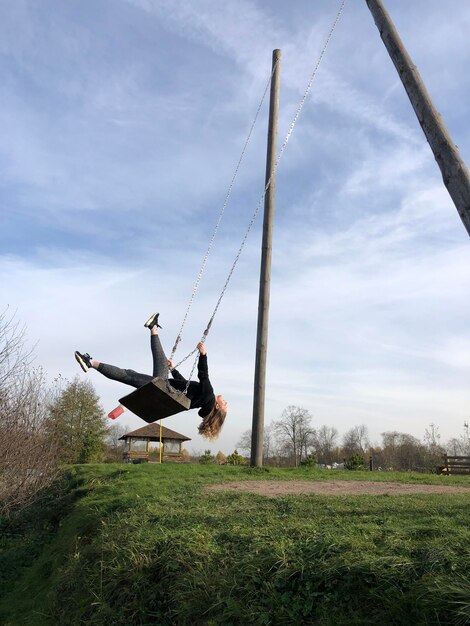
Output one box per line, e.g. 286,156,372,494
74,312,228,440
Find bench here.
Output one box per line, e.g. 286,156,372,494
123,451,187,464
124,451,149,464
437,455,470,475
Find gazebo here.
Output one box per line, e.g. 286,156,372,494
119,423,191,463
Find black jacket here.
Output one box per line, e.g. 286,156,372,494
169,354,215,417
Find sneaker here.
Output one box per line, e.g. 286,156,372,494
144,312,162,329
75,351,92,372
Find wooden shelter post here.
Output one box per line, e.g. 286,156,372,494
365,0,470,237
251,49,281,467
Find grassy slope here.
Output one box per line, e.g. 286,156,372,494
1,465,469,626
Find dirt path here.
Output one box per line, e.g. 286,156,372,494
207,480,470,497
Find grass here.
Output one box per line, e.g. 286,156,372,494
0,464,469,625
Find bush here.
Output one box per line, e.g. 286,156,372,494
226,450,246,465
345,452,364,470
199,450,215,464
300,454,317,467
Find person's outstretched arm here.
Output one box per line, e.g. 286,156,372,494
196,342,209,381
167,359,187,382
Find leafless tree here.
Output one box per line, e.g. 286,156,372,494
236,429,252,456
312,425,339,465
446,438,462,456
0,308,36,393
104,423,128,462
379,431,426,471
272,406,314,467
236,424,274,461
342,424,370,457
422,423,446,471
0,310,62,515
263,423,274,460
446,423,470,456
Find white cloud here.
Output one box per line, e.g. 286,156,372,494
1,0,470,454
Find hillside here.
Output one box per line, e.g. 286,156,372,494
1,464,469,625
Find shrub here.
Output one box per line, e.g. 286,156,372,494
199,450,215,464
226,450,246,465
300,453,317,467
345,452,365,470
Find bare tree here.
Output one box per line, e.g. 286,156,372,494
104,423,128,462
105,422,128,449
272,406,314,467
380,431,425,471
446,423,470,456
236,424,273,461
313,425,339,465
422,423,446,471
342,424,370,458
236,429,252,456
0,308,34,391
263,423,274,460
0,310,61,515
446,438,462,456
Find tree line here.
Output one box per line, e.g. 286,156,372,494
235,405,470,471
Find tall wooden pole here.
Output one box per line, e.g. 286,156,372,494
251,49,281,467
365,0,470,237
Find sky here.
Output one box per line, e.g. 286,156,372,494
1,0,470,456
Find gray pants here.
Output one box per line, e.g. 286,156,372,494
97,334,168,389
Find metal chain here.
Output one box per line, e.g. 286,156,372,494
169,60,279,365
173,0,347,388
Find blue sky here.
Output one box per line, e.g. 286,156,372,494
2,0,470,454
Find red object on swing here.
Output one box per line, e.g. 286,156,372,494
108,405,125,420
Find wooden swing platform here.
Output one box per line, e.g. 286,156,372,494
119,378,191,423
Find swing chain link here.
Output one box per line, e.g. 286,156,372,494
194,0,347,346
169,0,346,387
168,63,278,367
176,324,212,395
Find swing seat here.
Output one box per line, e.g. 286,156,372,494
119,378,191,423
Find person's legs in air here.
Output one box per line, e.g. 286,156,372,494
144,312,168,379
74,351,152,388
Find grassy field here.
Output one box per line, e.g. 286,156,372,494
1,464,469,625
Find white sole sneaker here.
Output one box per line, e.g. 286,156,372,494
75,351,89,372
144,312,159,328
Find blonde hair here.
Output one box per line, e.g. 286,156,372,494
198,405,227,441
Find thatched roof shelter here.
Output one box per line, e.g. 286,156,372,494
120,423,191,463
119,423,191,442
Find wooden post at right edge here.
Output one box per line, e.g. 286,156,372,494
366,0,470,237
